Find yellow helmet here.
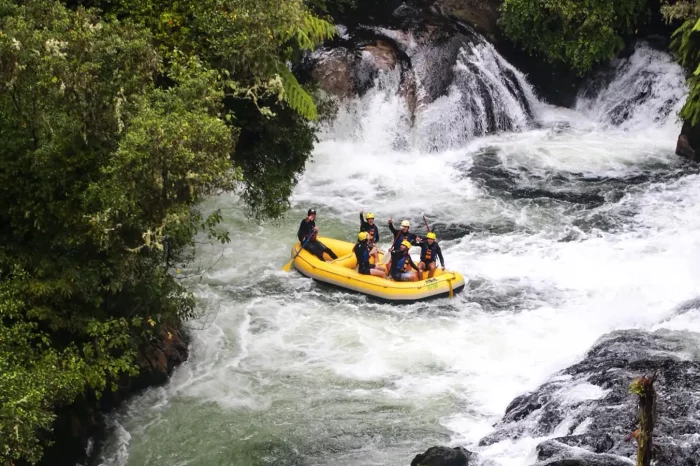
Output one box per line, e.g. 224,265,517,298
400,220,410,228
366,212,375,219
401,240,412,249
426,232,437,240
358,231,368,241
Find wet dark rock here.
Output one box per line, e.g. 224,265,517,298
432,0,501,40
300,0,534,141
536,440,634,466
362,40,400,70
411,446,472,466
677,132,696,160
479,329,700,466
677,120,700,162
490,38,584,108
311,47,358,98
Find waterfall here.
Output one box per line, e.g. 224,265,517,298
576,41,687,131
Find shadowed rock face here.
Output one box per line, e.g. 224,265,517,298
478,329,700,466
301,0,535,143
432,0,501,40
677,120,700,162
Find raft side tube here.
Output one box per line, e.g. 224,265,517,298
291,237,466,303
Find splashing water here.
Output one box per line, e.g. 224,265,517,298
98,40,700,466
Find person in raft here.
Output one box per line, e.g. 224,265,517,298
387,218,421,252
354,231,387,278
389,240,420,282
417,232,445,278
359,209,380,264
297,208,338,261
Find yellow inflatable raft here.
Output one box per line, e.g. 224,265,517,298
291,237,465,303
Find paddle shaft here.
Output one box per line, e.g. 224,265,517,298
283,232,314,271
296,232,315,258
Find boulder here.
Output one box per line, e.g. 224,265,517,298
432,0,502,40
411,446,472,466
676,120,700,161
479,329,700,466
361,40,400,71
311,47,358,98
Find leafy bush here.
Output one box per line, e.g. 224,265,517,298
663,2,700,126
500,0,649,74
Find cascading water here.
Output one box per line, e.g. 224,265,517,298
97,37,700,466
414,40,535,151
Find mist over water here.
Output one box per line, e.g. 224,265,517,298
98,41,700,466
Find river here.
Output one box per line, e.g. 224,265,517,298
97,42,700,466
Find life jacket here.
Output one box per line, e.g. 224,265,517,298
390,250,409,277
298,218,316,242
354,241,370,271
360,222,379,243
422,242,438,262
368,224,378,242
391,231,415,251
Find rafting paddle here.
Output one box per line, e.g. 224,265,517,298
421,212,431,232
282,233,313,272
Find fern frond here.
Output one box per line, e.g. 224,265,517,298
276,65,318,121
283,13,336,51
301,13,336,46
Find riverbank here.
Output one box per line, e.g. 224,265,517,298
40,328,188,466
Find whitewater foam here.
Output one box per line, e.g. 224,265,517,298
97,41,697,466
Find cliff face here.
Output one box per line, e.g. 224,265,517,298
38,327,189,466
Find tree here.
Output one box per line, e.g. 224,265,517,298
0,0,235,463
95,0,335,217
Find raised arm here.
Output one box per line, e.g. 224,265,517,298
388,220,398,236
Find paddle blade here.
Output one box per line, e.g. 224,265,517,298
282,259,294,272
448,279,454,299
381,250,391,264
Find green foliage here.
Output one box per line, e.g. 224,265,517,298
233,99,316,219
96,0,334,218
104,0,335,120
500,0,649,74
305,0,357,15
0,0,336,462
277,65,319,121
661,0,700,23
0,319,85,464
664,3,700,126
0,0,242,463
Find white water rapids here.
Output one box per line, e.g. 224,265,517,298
98,42,700,466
